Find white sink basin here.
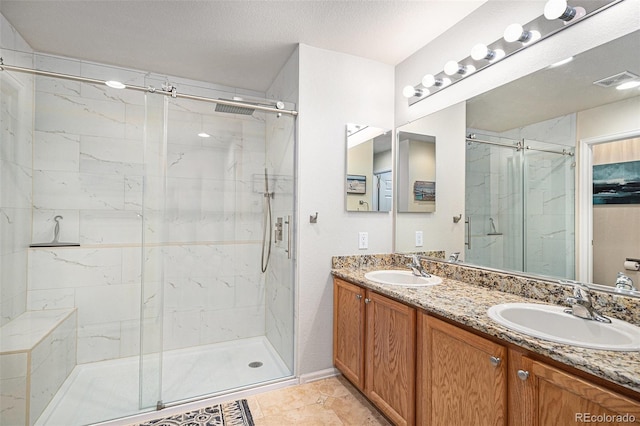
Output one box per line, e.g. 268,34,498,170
364,270,442,286
488,303,640,351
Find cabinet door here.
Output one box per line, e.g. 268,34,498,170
419,314,507,426
333,278,366,389
513,354,640,425
365,291,416,426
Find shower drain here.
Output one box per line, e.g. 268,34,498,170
248,361,263,368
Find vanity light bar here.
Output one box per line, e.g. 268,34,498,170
403,0,622,105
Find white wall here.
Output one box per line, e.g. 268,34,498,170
395,103,466,253
297,44,394,375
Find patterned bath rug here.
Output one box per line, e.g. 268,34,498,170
134,399,254,426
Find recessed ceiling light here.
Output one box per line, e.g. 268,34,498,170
105,80,126,89
616,81,640,90
197,132,211,138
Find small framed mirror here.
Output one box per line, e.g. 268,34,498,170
397,131,436,213
345,124,392,212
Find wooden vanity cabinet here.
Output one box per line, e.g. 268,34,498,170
509,349,640,425
417,313,507,426
365,290,416,426
333,278,366,389
335,276,640,426
333,278,416,426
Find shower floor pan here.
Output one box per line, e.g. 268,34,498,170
35,336,290,426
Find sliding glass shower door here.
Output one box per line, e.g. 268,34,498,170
140,93,296,408
465,136,575,278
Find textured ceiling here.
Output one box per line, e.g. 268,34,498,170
466,30,640,132
0,0,486,92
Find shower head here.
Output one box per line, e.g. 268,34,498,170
214,102,255,115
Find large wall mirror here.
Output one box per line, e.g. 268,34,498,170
396,28,640,294
346,124,392,212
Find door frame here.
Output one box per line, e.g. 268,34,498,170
577,129,640,283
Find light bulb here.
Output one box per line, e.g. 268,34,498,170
504,23,524,42
422,74,436,88
197,132,211,138
445,61,475,76
441,78,452,87
471,44,490,61
504,24,542,44
444,61,461,76
105,80,126,89
544,0,570,20
544,0,585,22
403,85,417,98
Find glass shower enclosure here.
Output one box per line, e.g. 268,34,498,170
0,51,296,425
464,131,575,279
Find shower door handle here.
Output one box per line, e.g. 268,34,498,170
285,215,292,260
465,217,471,249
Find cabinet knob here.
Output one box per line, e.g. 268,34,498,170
489,356,501,367
517,370,530,381
364,298,371,304
356,294,363,300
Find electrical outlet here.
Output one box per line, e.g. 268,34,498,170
358,232,368,250
415,231,424,247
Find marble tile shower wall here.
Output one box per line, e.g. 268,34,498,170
0,14,34,326
26,54,271,363
466,113,575,279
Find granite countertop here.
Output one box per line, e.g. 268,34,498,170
332,265,640,395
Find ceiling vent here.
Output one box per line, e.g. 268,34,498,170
593,71,639,88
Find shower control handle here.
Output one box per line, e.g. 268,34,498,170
275,217,283,242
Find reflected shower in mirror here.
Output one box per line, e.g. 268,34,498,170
346,124,392,212
397,131,436,213
464,126,576,280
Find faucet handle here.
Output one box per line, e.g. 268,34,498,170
566,296,578,305
573,283,591,302
615,272,635,291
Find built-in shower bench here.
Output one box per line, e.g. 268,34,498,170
0,308,77,426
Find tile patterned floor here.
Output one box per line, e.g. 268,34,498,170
245,375,392,425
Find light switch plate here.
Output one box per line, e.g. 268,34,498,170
359,232,368,249
415,231,423,247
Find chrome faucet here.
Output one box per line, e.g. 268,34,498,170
563,281,611,323
615,272,635,292
448,252,461,263
406,254,431,277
